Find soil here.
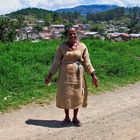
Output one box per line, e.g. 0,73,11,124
0,82,140,140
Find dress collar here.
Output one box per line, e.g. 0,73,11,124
66,40,79,51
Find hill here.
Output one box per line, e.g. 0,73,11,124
55,4,118,15
6,7,53,19
7,5,119,19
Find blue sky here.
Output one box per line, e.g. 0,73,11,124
0,0,140,15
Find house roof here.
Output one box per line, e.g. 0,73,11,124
84,32,98,35
130,34,140,37
50,24,64,28
109,33,129,37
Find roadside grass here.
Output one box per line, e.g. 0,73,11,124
0,39,140,112
83,39,140,94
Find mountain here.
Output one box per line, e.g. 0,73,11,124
55,4,119,15
7,5,119,19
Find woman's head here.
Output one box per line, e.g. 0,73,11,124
67,27,77,43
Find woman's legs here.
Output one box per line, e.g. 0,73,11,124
61,109,71,125
64,109,70,120
73,108,79,120
64,108,79,120
61,108,82,126
72,108,82,126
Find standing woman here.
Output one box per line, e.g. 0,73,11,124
45,28,98,127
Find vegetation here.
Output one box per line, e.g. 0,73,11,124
7,8,82,27
90,23,106,34
0,17,18,42
33,24,43,33
7,8,53,20
86,7,126,21
0,39,140,112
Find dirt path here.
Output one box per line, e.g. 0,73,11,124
0,82,140,140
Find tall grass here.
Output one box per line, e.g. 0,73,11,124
83,39,140,93
0,40,59,112
0,39,140,112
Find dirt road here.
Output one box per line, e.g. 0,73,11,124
0,82,140,140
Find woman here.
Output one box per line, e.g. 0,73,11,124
45,27,98,127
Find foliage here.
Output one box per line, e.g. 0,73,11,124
86,7,125,21
33,24,43,33
7,8,82,27
0,17,18,42
7,8,53,19
128,7,140,33
90,23,106,34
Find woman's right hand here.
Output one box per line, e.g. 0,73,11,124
45,73,52,85
45,77,51,85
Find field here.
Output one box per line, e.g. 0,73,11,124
0,39,140,112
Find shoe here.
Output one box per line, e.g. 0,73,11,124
61,118,71,126
72,118,82,127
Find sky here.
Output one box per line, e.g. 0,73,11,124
0,0,140,15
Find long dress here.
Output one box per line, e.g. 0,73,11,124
49,41,95,109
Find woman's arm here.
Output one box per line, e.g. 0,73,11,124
49,46,63,75
82,46,95,74
45,46,63,85
82,45,98,87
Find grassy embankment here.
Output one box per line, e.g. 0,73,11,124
0,39,140,112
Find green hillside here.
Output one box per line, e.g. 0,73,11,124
7,7,53,19
0,39,140,112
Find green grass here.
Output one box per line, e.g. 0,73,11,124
0,39,140,112
83,39,140,93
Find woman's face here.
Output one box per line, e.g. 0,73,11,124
68,28,77,43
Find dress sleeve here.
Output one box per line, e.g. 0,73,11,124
82,45,95,74
49,46,63,75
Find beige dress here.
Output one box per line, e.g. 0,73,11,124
49,41,95,109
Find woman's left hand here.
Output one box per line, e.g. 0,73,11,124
92,75,98,88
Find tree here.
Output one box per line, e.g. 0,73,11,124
44,13,53,26
33,24,43,33
128,7,140,33
90,23,106,34
0,16,18,42
16,15,25,28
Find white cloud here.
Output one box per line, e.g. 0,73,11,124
19,0,46,7
0,0,22,15
38,0,85,10
0,0,140,15
18,0,86,10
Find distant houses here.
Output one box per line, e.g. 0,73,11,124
49,24,65,39
130,34,140,39
39,30,52,40
15,21,140,42
107,33,130,42
107,32,140,41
